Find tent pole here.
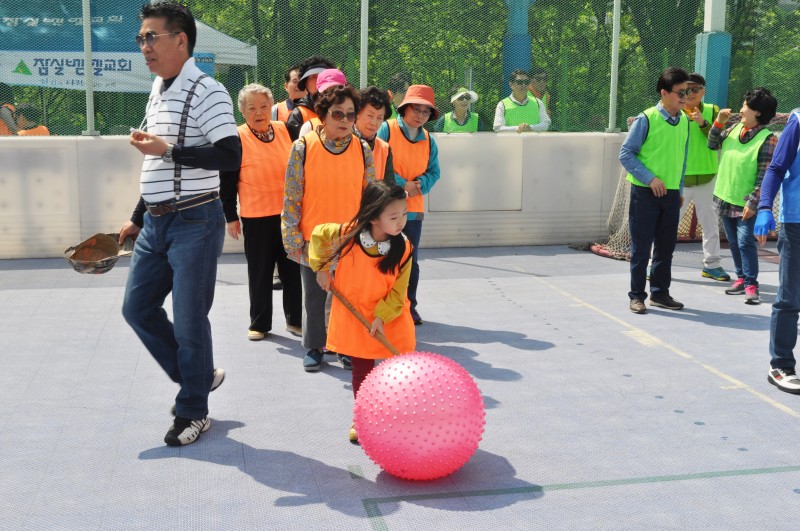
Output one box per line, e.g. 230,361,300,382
605,0,621,132
359,0,368,88
82,0,99,135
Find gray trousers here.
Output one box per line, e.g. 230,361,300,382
300,264,332,351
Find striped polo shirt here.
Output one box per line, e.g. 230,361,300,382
140,57,238,202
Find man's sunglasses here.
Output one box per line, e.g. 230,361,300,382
513,78,530,85
135,31,179,48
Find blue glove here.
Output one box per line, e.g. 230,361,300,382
754,209,776,237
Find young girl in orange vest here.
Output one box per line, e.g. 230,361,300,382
309,180,416,443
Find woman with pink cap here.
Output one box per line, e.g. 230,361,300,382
377,85,441,325
297,68,348,138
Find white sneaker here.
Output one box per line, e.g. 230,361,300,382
164,416,210,446
285,324,302,337
768,368,800,394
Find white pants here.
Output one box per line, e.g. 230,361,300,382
681,178,721,269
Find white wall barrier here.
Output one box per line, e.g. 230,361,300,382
0,132,626,259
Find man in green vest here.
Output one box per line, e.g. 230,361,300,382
493,69,550,133
527,67,550,116
619,67,691,314
682,73,730,282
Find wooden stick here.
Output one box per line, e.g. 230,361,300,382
329,285,401,356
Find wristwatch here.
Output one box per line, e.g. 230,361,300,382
162,143,174,163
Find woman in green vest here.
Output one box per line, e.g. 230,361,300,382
434,86,481,133
709,87,778,305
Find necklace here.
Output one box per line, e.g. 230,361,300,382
250,125,274,142
360,230,391,255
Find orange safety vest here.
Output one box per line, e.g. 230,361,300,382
17,125,50,136
385,119,429,213
237,122,292,217
328,232,415,358
371,137,390,181
276,100,291,122
0,103,16,136
298,132,366,240
298,105,318,124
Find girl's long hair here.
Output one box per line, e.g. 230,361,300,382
320,180,409,274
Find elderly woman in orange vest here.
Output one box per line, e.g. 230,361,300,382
355,86,394,181
376,85,441,325
282,83,376,373
220,83,302,341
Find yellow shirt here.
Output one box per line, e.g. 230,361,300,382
309,222,412,324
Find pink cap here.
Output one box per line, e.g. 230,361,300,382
316,69,347,93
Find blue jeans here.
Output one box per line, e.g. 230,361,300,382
122,198,225,419
720,215,758,288
628,186,681,300
402,219,423,311
770,223,800,370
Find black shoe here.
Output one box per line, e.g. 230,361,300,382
629,298,646,314
650,294,684,310
164,416,210,446
272,276,283,290
410,308,423,325
337,354,353,370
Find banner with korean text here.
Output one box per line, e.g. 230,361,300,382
0,1,149,92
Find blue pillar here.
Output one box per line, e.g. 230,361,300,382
503,34,532,89
695,32,732,108
502,0,535,95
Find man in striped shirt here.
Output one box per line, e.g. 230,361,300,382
119,1,241,447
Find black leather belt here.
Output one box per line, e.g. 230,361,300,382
146,191,219,217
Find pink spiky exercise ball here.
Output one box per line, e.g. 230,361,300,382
354,351,486,480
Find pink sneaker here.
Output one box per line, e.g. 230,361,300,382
725,278,745,295
744,285,760,305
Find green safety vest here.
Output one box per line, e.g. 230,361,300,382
502,96,540,126
713,122,772,207
684,104,719,177
627,106,689,190
443,111,478,133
